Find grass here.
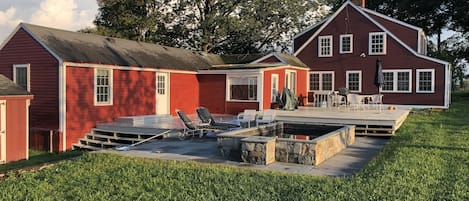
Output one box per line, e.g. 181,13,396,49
0,92,467,200
0,150,84,173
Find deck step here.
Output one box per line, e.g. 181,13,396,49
72,143,101,151
92,127,169,136
79,138,126,147
87,133,145,143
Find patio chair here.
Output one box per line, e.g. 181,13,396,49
347,94,364,110
196,107,240,130
237,109,258,128
369,94,383,110
257,109,276,124
176,109,218,140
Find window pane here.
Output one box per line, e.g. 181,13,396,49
348,73,360,91
322,73,332,91
230,77,257,100
370,33,385,53
383,72,394,91
419,71,432,91
309,74,319,90
397,72,409,91
95,69,111,104
15,67,28,90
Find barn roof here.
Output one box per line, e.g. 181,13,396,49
21,23,212,71
0,74,32,96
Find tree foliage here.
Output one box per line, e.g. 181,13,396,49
90,0,329,54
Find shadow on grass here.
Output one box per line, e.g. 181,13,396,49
0,150,85,173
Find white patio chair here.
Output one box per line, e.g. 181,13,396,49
369,94,383,110
237,109,258,128
347,94,364,111
257,109,276,125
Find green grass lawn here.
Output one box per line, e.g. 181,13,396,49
0,93,467,200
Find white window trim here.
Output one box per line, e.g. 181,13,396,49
339,34,353,54
13,64,31,92
271,74,279,102
285,70,297,94
381,69,412,93
368,32,387,55
318,35,333,57
94,68,113,106
346,70,362,93
416,69,435,93
226,75,259,102
309,71,335,92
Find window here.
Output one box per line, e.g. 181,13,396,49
340,34,353,54
228,76,257,101
369,32,386,55
285,70,297,94
271,74,279,102
94,68,113,105
346,71,361,92
309,72,334,91
318,35,333,57
157,74,166,95
13,64,30,91
417,69,435,93
382,70,411,93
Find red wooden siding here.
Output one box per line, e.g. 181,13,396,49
295,4,446,106
3,97,30,162
263,68,308,110
65,67,155,149
170,73,199,115
0,28,59,131
366,11,419,52
260,56,281,63
198,74,226,114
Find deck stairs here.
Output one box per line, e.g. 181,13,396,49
73,115,177,151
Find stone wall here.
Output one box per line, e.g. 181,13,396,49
314,126,355,165
275,139,316,165
241,137,276,165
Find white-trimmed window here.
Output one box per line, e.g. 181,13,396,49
285,70,297,94
228,76,257,101
13,64,30,91
340,34,353,54
94,68,113,105
369,32,387,55
318,35,333,57
309,71,334,91
346,71,361,92
271,74,279,102
416,69,435,93
382,70,412,93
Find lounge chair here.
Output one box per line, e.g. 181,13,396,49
237,109,258,128
258,109,276,124
196,107,240,130
176,109,218,139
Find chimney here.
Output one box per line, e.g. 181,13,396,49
351,0,365,8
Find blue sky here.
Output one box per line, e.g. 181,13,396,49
0,0,98,44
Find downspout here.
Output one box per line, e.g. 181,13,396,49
59,60,66,151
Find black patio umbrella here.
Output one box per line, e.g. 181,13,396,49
374,58,385,112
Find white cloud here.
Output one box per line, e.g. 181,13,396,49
0,0,98,44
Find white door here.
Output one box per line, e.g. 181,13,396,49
156,73,169,115
0,100,6,163
285,70,297,94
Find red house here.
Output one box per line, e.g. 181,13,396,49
0,23,307,151
293,0,451,108
0,75,33,163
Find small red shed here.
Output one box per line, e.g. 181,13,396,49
0,74,33,163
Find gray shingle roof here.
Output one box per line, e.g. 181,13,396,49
22,23,212,71
0,74,32,96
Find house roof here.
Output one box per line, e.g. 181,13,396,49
20,23,213,71
293,1,448,65
0,74,32,96
201,52,307,69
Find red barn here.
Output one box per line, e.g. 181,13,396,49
293,1,451,108
0,23,307,151
0,75,33,163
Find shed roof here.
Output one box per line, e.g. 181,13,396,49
21,23,212,71
0,74,32,96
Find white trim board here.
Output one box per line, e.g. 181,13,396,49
0,100,6,162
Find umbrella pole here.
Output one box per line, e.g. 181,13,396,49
379,86,382,113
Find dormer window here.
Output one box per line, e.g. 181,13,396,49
369,32,386,55
340,34,353,54
318,35,333,57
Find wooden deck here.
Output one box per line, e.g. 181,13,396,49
275,107,410,136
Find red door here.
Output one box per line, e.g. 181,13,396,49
0,100,6,163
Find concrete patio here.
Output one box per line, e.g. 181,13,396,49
101,136,389,177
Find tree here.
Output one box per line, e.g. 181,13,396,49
90,0,329,54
